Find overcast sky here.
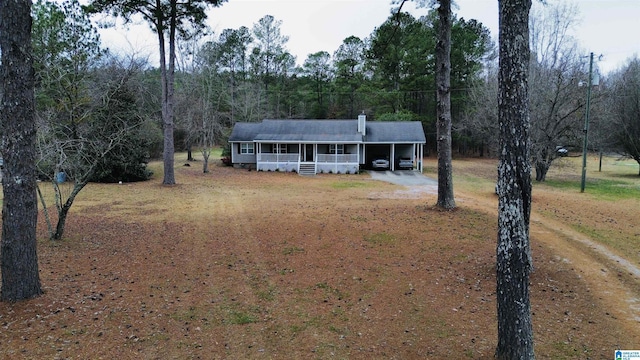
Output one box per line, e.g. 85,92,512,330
98,0,640,75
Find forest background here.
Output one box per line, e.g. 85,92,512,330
25,0,640,188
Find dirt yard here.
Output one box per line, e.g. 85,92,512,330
1,154,639,359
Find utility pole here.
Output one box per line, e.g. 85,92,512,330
580,52,594,193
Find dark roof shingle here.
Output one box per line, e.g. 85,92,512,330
229,119,425,144
366,122,426,143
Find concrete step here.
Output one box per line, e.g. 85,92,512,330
298,163,316,176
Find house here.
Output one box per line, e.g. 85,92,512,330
228,114,426,175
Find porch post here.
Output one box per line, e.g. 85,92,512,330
299,143,302,172
233,143,237,163
335,143,338,173
256,142,261,171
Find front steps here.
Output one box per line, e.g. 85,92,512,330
298,163,316,176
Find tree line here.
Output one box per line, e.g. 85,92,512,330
26,0,640,187
178,9,493,157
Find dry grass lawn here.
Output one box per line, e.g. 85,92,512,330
1,152,639,359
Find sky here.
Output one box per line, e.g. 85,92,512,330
98,0,640,75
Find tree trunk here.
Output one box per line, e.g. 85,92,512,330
53,205,72,241
534,160,549,182
202,150,210,173
496,0,535,358
0,0,43,302
51,181,87,240
187,145,194,162
158,0,176,185
230,70,236,123
435,0,456,209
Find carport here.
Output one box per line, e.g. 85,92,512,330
363,121,425,172
363,143,424,171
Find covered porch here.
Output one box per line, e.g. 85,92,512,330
255,142,361,174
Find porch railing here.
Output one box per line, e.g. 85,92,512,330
257,153,358,163
317,154,358,163
257,153,299,162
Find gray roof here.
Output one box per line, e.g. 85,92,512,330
228,122,262,142
229,119,426,144
256,119,362,143
366,121,426,143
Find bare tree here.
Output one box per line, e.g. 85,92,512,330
463,1,588,178
529,57,586,181
183,69,226,174
36,132,128,240
1,0,43,301
175,32,207,162
199,116,220,173
174,33,228,172
609,57,640,175
197,64,227,173
36,63,146,240
496,0,535,358
529,1,587,181
460,62,500,157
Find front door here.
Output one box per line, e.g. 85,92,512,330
305,144,314,162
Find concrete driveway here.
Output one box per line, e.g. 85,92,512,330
368,170,437,186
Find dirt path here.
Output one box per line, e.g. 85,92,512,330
452,187,640,339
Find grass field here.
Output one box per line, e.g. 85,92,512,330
0,151,638,359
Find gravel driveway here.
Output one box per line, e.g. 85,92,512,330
366,170,437,199
368,170,437,186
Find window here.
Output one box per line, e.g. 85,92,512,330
240,143,254,154
329,144,344,154
272,144,288,154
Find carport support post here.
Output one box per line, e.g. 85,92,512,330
391,144,395,171
412,143,416,170
418,144,423,172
